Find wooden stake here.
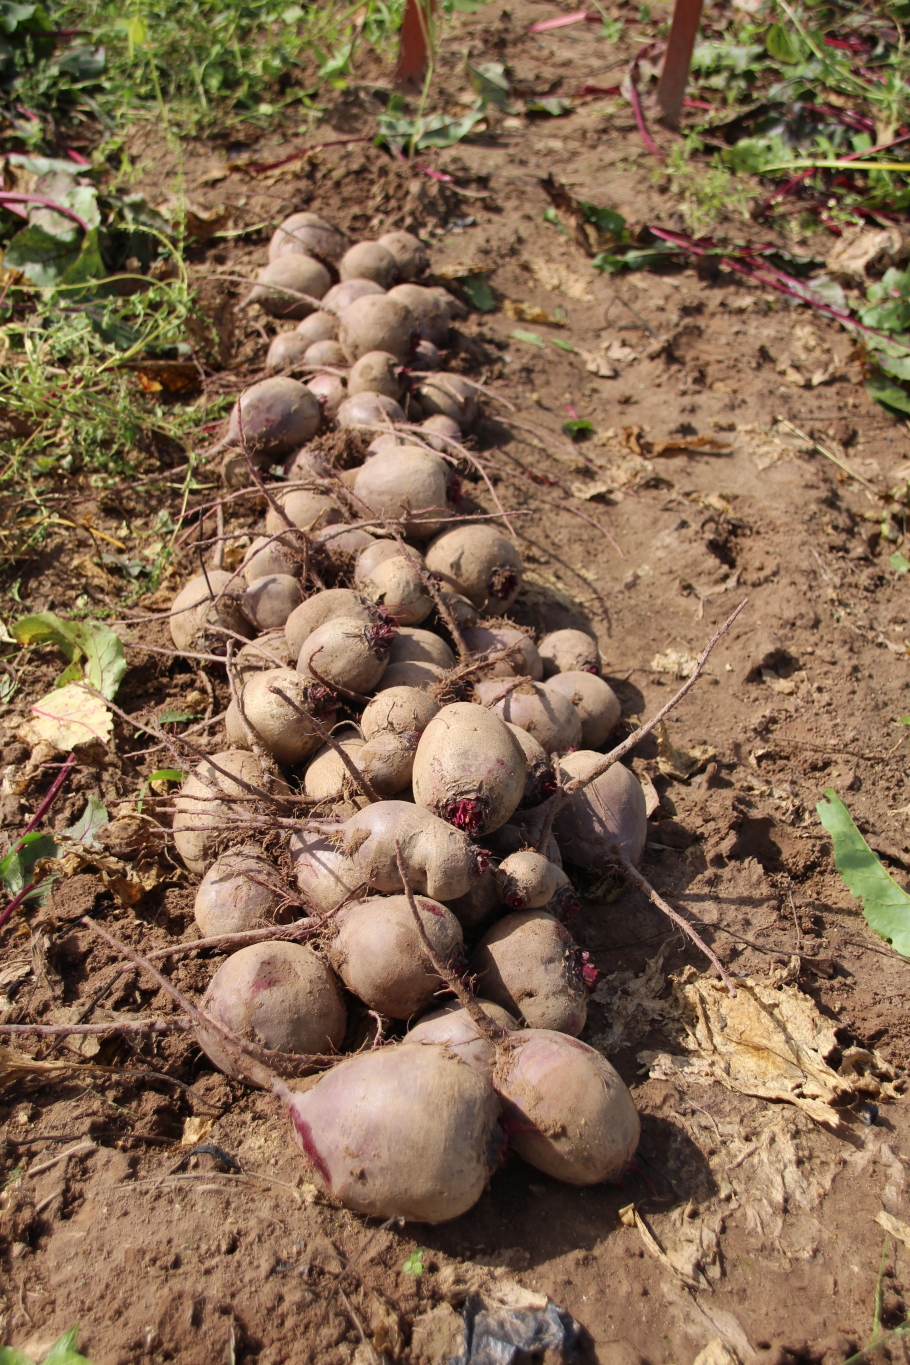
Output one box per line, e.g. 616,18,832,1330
394,0,435,90
654,0,704,130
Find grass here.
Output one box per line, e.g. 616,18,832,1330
0,0,411,519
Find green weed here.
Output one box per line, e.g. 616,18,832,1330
664,140,756,233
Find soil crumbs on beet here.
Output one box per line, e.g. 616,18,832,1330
4,6,910,1364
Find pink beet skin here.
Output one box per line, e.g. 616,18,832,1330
493,1029,640,1184
282,1044,504,1222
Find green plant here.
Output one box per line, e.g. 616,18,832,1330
817,788,910,956
0,1324,94,1364
666,141,756,233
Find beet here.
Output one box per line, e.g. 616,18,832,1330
471,910,589,1035
200,941,346,1082
474,678,582,754
493,1030,640,1183
226,377,322,459
327,893,464,1018
412,702,527,836
551,751,647,871
378,230,428,280
194,846,286,936
546,671,621,747
282,1045,502,1221
269,212,349,265
248,255,332,320
463,625,543,680
285,587,377,658
425,524,523,612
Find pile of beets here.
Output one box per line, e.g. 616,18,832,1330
164,211,647,1224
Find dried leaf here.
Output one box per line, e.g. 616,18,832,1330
639,966,853,1128
580,350,619,378
0,1044,75,1088
522,258,594,301
650,648,698,678
655,720,716,780
435,261,493,281
651,434,731,456
504,299,566,326
21,683,113,752
876,1210,910,1247
181,1116,215,1146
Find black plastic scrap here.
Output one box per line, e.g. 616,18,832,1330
450,1292,582,1365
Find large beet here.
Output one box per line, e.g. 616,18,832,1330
282,1045,502,1221
327,893,464,1018
493,1030,640,1183
551,752,647,871
339,293,416,363
353,446,451,539
471,910,589,1036
200,941,346,1082
412,702,526,836
228,666,332,766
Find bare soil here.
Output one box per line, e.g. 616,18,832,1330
3,6,910,1363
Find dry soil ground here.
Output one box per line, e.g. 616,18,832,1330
3,4,910,1363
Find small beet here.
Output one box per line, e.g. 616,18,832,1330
378,230,428,280
463,625,542,680
241,574,303,632
473,678,582,754
361,555,433,626
353,446,451,538
347,350,402,400
194,846,287,936
546,671,621,747
339,293,416,364
323,278,385,311
388,627,455,671
174,751,284,874
169,570,253,654
539,627,601,677
269,212,348,265
471,910,589,1036
388,283,450,346
336,391,405,430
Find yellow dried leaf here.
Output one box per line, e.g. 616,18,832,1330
522,259,593,301
655,720,716,780
650,649,699,679
503,299,566,326
22,683,113,752
435,261,493,280
182,1116,215,1146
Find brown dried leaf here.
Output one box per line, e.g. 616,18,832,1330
639,966,853,1128
655,720,716,780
